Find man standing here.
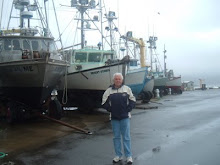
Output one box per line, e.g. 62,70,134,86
102,73,136,164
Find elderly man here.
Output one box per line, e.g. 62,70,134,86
102,72,136,164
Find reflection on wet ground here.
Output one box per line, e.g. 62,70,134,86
0,98,162,165
0,109,110,164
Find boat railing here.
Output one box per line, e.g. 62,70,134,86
21,49,50,59
0,49,64,63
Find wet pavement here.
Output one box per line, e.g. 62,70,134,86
1,89,220,165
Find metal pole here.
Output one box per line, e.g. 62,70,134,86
35,0,47,31
52,0,63,48
80,7,85,49
109,19,113,50
44,0,49,37
150,46,153,71
0,0,4,29
99,0,104,50
163,44,167,76
7,2,14,30
38,113,92,135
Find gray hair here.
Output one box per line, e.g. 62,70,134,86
113,72,124,80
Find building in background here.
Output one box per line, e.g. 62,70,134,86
182,81,194,91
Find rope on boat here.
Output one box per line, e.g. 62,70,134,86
62,59,68,105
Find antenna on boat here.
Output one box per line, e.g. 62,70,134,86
104,11,117,51
4,0,50,37
71,0,98,49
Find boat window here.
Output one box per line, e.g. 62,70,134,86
103,53,113,62
130,60,138,66
23,40,31,50
88,53,101,62
12,40,21,50
31,40,39,51
75,52,87,63
4,39,12,50
42,40,49,51
49,42,56,52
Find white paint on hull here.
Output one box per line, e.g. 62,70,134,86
66,64,126,90
125,67,147,86
0,59,66,88
154,77,169,87
166,77,182,87
143,79,154,92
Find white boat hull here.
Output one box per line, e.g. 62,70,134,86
124,67,147,96
143,78,154,92
61,63,127,108
166,77,182,88
154,77,169,87
66,63,126,90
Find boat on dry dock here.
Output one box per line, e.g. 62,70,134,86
62,48,128,110
0,0,67,122
165,70,182,94
60,1,129,111
121,32,154,102
148,36,182,96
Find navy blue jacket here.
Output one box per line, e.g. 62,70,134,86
102,85,136,120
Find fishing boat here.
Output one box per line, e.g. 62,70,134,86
153,72,168,94
60,0,129,111
0,0,67,122
163,46,182,94
165,70,182,94
148,37,182,95
121,32,154,102
147,36,167,95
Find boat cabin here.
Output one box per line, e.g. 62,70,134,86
67,48,115,71
71,48,114,64
0,36,61,63
128,59,140,70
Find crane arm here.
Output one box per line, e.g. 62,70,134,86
121,35,146,67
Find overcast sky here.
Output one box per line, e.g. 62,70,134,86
106,0,220,85
1,0,220,85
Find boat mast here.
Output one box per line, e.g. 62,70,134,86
80,7,86,49
43,0,49,37
71,0,97,49
0,0,4,29
163,44,167,77
7,2,14,30
99,0,104,50
147,36,157,71
105,11,117,51
52,0,63,48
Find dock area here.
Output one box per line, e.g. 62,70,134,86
1,89,220,165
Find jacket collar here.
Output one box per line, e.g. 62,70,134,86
111,84,123,90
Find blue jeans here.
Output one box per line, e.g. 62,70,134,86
111,118,132,157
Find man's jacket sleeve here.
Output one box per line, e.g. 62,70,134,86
127,87,136,112
102,88,111,112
